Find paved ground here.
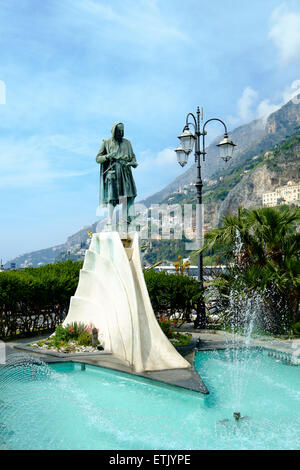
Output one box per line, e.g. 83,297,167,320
175,325,300,354
3,328,299,395
4,333,209,394
6,328,300,355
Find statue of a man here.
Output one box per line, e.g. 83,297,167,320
96,122,138,228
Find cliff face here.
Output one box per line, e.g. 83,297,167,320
141,117,267,207
142,94,300,207
217,165,275,222
217,143,300,223
266,97,300,136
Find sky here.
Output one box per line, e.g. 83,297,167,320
1,0,300,262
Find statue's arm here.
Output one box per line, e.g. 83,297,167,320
96,140,108,164
126,141,138,168
127,154,138,168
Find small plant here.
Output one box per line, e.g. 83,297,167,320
172,254,191,275
77,331,93,346
158,315,173,338
87,323,99,335
66,322,87,339
54,325,71,342
28,321,101,351
171,332,192,347
292,321,300,336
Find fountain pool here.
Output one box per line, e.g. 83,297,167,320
0,348,299,450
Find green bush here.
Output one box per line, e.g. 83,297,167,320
65,322,87,339
171,332,192,346
144,270,203,324
0,261,82,339
0,260,203,340
157,316,192,345
77,331,92,346
158,316,173,338
292,322,300,335
51,322,92,347
54,324,71,343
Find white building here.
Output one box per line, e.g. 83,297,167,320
262,181,300,207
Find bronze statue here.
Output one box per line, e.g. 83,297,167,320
96,122,138,228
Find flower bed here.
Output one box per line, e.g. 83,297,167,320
28,321,102,354
158,315,192,346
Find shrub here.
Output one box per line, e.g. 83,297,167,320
171,332,192,346
54,324,71,343
144,270,203,324
0,260,203,340
0,261,82,339
292,322,300,335
77,331,92,346
158,316,173,338
52,322,93,347
66,322,87,339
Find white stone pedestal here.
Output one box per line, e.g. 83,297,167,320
63,231,190,373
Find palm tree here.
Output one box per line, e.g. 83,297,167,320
201,206,300,333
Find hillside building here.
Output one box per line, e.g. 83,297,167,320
262,181,300,207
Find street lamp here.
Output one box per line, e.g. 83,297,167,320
175,106,236,328
174,145,189,167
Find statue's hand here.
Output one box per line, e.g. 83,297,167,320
127,161,138,168
107,152,117,161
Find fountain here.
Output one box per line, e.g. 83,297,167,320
216,231,264,419
0,353,52,449
1,343,299,449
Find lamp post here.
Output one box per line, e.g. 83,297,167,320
175,106,236,328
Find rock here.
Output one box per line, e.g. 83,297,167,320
92,328,98,348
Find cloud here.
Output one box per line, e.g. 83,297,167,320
139,148,176,169
282,79,300,104
227,86,259,126
256,99,281,120
237,87,258,122
269,4,300,64
229,79,300,127
257,80,300,120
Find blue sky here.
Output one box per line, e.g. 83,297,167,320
1,0,300,262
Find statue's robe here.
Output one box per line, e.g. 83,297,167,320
96,122,138,206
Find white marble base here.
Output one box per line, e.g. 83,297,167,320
63,231,190,372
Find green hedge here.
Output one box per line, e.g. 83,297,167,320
0,261,82,339
0,261,202,339
144,270,203,323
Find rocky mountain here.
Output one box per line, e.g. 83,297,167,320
217,139,300,223
139,117,267,207
141,95,300,207
5,96,300,268
4,222,97,269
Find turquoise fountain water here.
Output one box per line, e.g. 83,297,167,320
0,231,299,450
0,350,299,450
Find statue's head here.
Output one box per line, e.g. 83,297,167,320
112,122,124,143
